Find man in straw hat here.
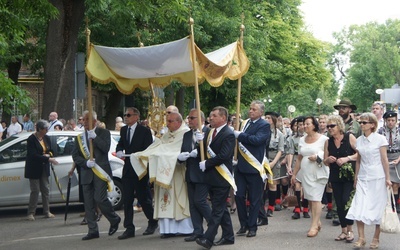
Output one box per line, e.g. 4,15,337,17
334,99,361,138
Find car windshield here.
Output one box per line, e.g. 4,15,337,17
0,136,18,147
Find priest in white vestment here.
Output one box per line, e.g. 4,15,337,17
130,112,192,237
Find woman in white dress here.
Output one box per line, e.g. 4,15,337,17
291,116,329,237
346,113,391,249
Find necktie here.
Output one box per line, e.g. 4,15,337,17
245,121,253,131
389,130,393,147
127,127,131,144
192,130,196,149
212,129,217,140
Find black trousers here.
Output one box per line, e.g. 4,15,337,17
331,181,354,228
122,174,157,232
235,171,263,231
187,182,212,236
204,185,234,242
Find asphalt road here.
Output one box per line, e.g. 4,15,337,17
0,204,399,250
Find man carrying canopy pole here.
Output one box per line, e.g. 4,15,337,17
189,17,205,161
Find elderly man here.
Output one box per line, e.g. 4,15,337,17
7,116,22,137
334,99,361,138
196,106,236,249
130,111,192,238
177,109,211,242
233,100,271,238
48,112,63,131
371,102,385,130
72,110,121,240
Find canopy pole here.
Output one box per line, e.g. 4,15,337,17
85,17,94,160
189,17,205,161
234,15,245,161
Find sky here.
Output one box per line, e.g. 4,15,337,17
300,0,400,42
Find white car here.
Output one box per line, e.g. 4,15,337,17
0,131,124,210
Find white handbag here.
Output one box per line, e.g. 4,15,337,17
380,186,400,234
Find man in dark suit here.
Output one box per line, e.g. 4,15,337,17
233,100,271,237
196,106,236,249
72,111,121,240
115,107,157,239
177,109,211,242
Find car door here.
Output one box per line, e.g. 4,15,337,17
0,137,31,206
47,134,79,204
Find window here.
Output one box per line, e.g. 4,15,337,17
0,140,27,164
49,135,76,156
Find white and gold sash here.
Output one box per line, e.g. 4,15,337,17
207,129,237,193
77,132,117,198
238,119,273,184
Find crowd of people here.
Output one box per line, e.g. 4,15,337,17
16,98,399,249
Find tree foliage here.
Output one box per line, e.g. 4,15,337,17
2,0,334,125
0,0,56,120
334,20,400,112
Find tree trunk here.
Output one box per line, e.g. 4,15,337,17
103,88,123,130
42,0,85,120
175,87,185,116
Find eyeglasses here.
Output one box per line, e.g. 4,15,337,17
326,124,337,129
187,116,197,120
124,113,136,117
359,121,372,125
338,106,348,110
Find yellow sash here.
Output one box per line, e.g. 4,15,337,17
238,119,273,183
76,133,116,197
206,129,237,193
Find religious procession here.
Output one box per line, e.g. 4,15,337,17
12,19,398,250
2,2,400,250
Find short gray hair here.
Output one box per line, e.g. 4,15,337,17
251,100,265,113
36,119,49,132
83,110,97,120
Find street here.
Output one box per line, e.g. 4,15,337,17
0,204,398,250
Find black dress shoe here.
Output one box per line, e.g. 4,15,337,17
108,217,121,236
160,233,176,239
246,231,256,237
184,234,200,242
266,209,273,217
257,218,268,226
143,223,158,235
236,226,248,235
118,230,135,240
214,238,234,246
196,238,213,249
82,233,99,240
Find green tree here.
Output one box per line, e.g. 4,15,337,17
0,0,56,121
335,20,400,111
